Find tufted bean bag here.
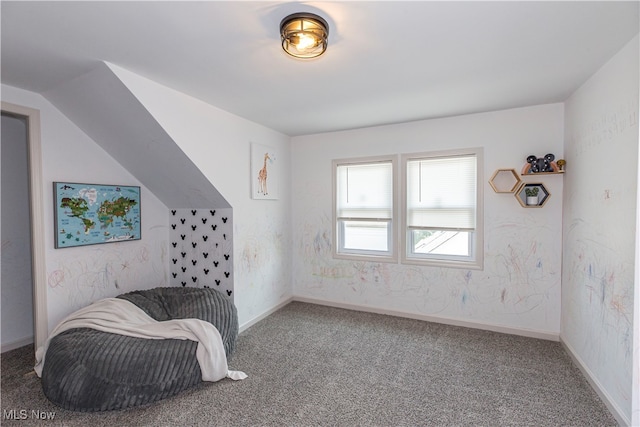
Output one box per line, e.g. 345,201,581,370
40,287,238,412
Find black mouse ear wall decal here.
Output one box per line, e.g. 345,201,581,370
169,207,234,296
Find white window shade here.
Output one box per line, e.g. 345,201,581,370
337,162,393,220
407,155,476,230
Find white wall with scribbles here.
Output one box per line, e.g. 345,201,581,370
109,64,293,328
1,84,171,334
292,103,564,336
562,35,639,425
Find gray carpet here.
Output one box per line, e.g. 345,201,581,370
1,302,617,426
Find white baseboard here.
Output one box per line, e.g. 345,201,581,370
238,297,293,333
1,336,34,353
560,337,628,427
292,295,560,341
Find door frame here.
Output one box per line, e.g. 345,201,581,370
1,101,47,351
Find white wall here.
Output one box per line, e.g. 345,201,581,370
562,35,639,425
292,104,564,338
1,113,34,349
106,64,293,328
1,84,171,332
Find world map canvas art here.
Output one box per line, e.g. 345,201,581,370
54,182,141,248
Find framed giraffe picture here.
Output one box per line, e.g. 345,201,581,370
250,142,279,200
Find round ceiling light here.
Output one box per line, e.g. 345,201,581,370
280,12,329,59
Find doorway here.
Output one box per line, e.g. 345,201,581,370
1,102,47,353
1,112,33,350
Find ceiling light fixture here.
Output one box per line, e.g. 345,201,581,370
280,12,329,59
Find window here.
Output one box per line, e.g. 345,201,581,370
402,149,483,268
332,149,483,269
333,156,396,261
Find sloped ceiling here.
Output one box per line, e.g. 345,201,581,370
2,1,639,136
44,62,230,209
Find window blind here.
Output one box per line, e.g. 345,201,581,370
406,154,476,230
336,162,393,220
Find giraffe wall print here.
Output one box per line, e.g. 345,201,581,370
257,152,271,195
251,142,278,199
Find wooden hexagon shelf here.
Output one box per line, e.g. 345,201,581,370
489,169,522,193
515,183,550,208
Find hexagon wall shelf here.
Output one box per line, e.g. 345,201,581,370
489,169,522,193
515,183,550,208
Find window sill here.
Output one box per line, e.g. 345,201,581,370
401,256,484,270
333,252,397,264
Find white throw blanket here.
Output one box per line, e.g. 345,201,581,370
34,297,247,382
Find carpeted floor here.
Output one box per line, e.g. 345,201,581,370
1,302,617,426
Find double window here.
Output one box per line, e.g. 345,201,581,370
333,149,483,269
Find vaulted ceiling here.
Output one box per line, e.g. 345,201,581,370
2,1,639,136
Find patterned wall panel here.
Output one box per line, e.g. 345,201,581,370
169,208,233,300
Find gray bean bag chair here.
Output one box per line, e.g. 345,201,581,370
40,287,238,412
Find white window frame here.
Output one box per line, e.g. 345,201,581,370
401,148,484,270
332,155,398,263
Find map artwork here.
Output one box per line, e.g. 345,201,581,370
54,182,141,248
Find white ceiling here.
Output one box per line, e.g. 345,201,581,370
2,1,638,137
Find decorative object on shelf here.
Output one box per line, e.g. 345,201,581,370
515,183,550,208
522,153,558,174
556,159,566,171
54,182,141,248
525,186,539,205
280,12,329,59
488,168,522,193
